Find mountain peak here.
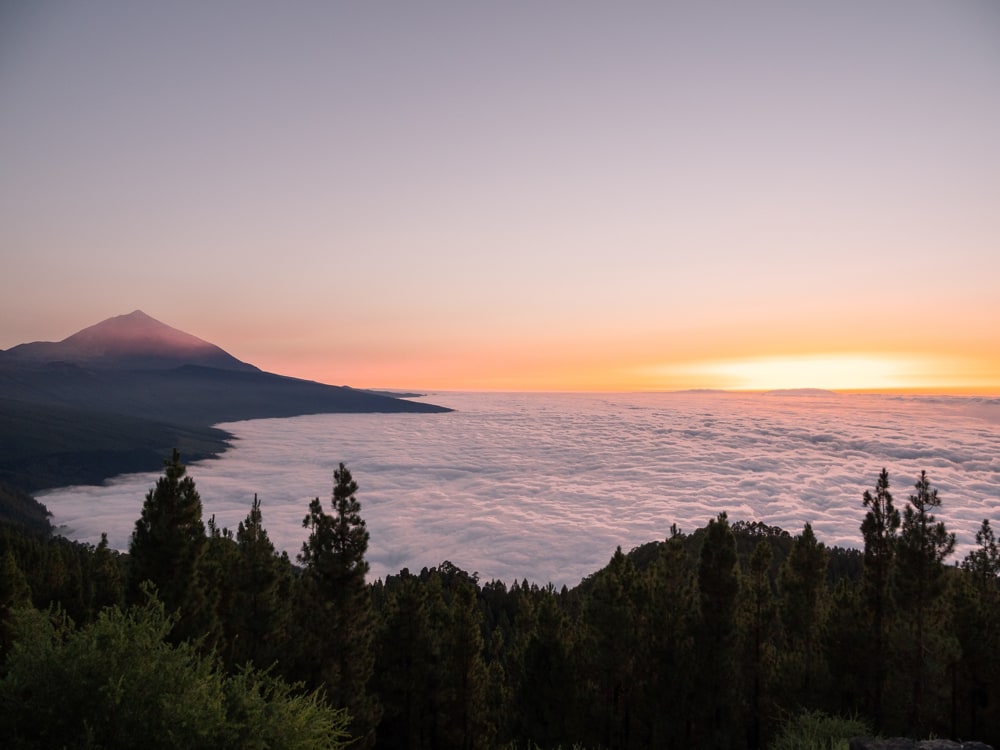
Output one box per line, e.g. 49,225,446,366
2,311,258,372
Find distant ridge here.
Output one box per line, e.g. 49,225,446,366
0,311,450,494
1,309,258,372
762,388,839,397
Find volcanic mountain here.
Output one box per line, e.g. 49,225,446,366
0,311,450,494
1,310,259,372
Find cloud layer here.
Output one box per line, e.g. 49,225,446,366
39,392,1000,587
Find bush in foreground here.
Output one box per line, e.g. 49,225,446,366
0,595,348,750
769,709,870,750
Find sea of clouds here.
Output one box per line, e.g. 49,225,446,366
39,391,1000,588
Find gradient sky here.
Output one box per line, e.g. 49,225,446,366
2,1,998,392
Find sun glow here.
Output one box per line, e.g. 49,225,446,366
642,353,991,393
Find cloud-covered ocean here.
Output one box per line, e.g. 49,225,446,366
39,392,1000,587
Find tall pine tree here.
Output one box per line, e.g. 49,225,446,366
954,519,1000,740
227,494,289,671
127,450,207,641
297,463,380,747
896,470,956,734
696,512,740,749
860,468,900,729
742,538,777,750
375,572,437,750
778,522,828,703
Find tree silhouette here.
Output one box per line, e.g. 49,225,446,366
298,463,380,747
225,494,290,670
778,522,828,703
860,468,900,729
696,512,740,748
896,471,956,734
128,450,207,641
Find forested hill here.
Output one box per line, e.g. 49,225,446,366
1,459,997,749
0,311,449,495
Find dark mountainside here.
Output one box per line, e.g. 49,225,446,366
0,311,450,497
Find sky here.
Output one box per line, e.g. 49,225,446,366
2,1,999,393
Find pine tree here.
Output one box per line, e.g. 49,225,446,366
0,548,32,658
516,589,575,748
127,449,207,641
375,573,437,750
860,468,900,729
89,533,125,616
743,538,777,750
696,512,740,749
962,519,1000,592
954,519,1000,740
440,581,490,750
582,546,641,750
0,548,31,613
226,494,289,670
778,522,828,702
896,470,956,734
645,527,697,749
298,463,380,747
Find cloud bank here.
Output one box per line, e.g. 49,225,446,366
39,392,1000,587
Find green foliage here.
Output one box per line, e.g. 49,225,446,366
516,590,576,748
0,397,231,494
5,459,1000,748
962,518,1000,591
860,468,900,729
696,511,741,748
0,549,32,658
0,595,348,749
0,482,50,533
375,572,438,749
768,710,869,750
0,549,31,612
297,463,380,747
861,468,900,584
439,579,492,749
779,523,827,647
223,494,292,670
580,546,641,748
897,471,956,605
300,462,370,584
643,528,698,748
777,523,829,705
128,449,208,641
895,471,957,735
742,538,778,749
0,522,127,625
221,667,350,750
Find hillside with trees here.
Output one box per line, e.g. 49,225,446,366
1,456,998,749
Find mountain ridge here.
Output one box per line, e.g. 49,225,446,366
0,311,450,496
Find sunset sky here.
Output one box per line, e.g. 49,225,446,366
2,2,998,393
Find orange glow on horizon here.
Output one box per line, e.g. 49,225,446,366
257,350,1000,396
636,353,995,393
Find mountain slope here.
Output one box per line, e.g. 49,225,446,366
1,310,258,372
0,310,448,417
0,397,231,493
0,363,449,425
0,311,450,493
